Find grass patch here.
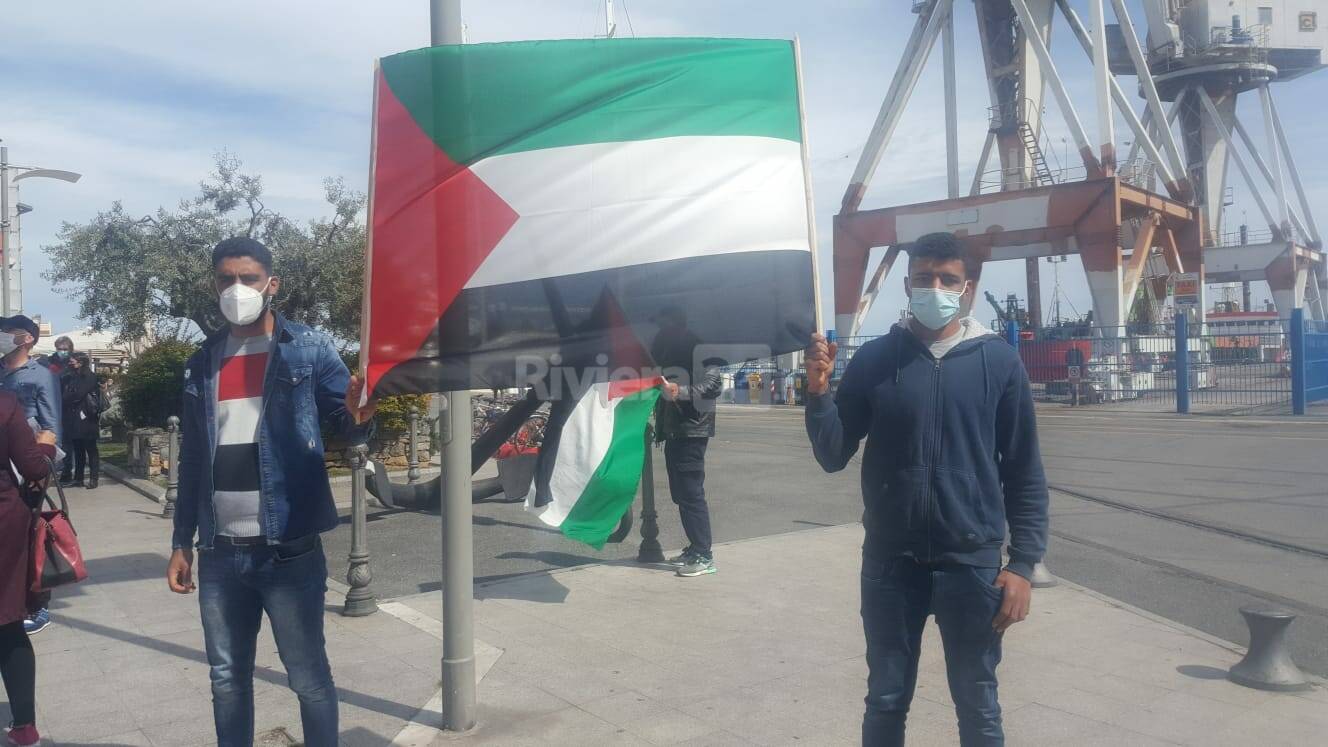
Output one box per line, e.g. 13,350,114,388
98,440,167,488
100,441,129,469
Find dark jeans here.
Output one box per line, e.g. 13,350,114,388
861,556,1005,746
663,437,712,558
198,535,337,747
0,621,35,726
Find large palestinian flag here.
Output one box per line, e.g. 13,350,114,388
362,37,817,398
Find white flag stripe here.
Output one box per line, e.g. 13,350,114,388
466,136,809,290
538,382,617,528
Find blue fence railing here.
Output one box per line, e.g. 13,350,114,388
1294,309,1328,414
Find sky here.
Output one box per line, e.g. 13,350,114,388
3,0,1326,337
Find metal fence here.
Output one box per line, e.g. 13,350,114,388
1188,319,1292,413
823,321,1295,415
1296,311,1328,412
722,315,1319,415
1020,324,1176,409
1018,320,1291,413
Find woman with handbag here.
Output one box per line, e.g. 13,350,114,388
0,390,57,747
59,352,100,490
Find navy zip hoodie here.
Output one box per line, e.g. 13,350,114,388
805,323,1048,580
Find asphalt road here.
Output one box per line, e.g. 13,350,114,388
323,403,1328,675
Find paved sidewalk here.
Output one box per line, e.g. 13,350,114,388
397,526,1328,746
2,482,442,746
6,479,1327,745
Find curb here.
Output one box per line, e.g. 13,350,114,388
328,467,440,486
101,462,165,505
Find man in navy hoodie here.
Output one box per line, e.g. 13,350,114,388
804,232,1048,746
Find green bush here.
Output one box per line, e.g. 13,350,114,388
372,393,432,435
119,340,197,428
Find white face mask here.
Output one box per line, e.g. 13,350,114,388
0,336,19,356
219,279,272,326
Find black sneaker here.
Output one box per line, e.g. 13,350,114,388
666,549,695,567
676,556,716,577
86,478,98,490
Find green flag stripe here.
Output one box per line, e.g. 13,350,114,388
559,387,662,549
380,38,800,165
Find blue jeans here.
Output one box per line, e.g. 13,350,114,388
198,535,337,747
861,556,1005,746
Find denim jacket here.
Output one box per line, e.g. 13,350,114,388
0,357,63,443
171,314,370,550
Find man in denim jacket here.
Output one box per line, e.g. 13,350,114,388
166,237,375,747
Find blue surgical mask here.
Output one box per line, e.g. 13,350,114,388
909,286,967,330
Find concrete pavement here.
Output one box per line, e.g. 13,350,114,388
8,478,1326,745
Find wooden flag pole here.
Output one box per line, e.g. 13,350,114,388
793,36,825,336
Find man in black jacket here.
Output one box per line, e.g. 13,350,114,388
651,306,723,577
804,232,1048,746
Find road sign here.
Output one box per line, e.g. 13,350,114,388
1067,365,1082,382
1173,272,1200,309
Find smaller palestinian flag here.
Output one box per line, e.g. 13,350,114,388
531,377,662,549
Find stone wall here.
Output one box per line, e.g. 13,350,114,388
325,431,432,470
127,427,169,478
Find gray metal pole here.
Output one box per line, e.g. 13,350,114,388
407,405,421,483
1,146,10,317
1258,85,1291,236
431,0,464,45
1105,0,1189,183
941,5,959,199
440,391,474,731
163,416,179,518
1195,87,1279,234
431,1,475,732
841,0,950,212
343,444,379,616
1090,0,1115,170
1231,116,1312,241
1009,0,1095,167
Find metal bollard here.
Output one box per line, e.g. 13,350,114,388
162,416,180,518
1030,561,1058,588
1228,605,1309,691
342,444,378,617
407,405,421,484
636,424,665,563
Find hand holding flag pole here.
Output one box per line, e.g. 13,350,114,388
805,331,838,396
346,375,378,425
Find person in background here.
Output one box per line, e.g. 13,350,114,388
804,232,1048,746
650,306,724,578
0,315,62,637
49,336,77,481
0,391,59,747
166,237,376,746
60,352,100,489
45,336,74,377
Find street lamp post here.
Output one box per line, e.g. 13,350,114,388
0,144,82,316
